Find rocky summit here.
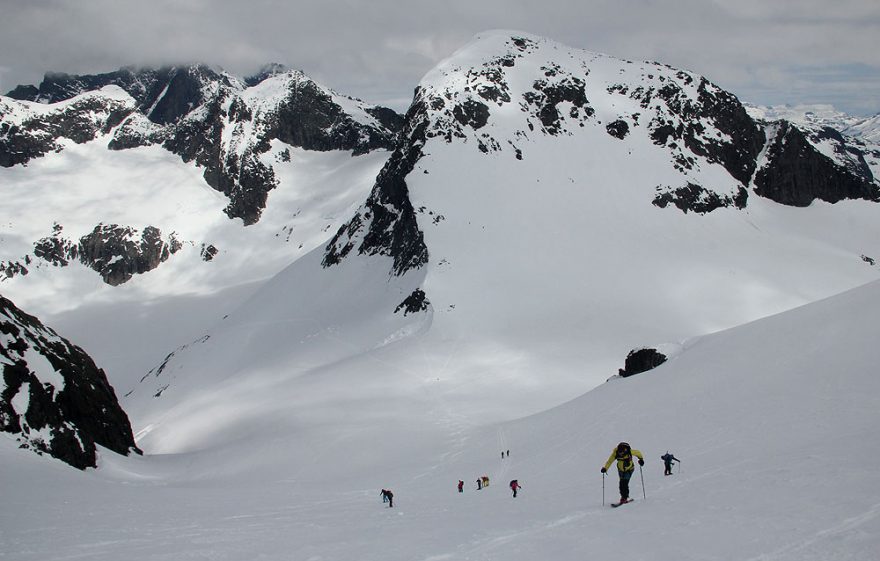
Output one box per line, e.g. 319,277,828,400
324,33,879,278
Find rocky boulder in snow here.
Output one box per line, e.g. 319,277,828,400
1,223,183,286
618,348,668,378
0,295,140,469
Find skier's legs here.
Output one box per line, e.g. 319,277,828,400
619,470,633,500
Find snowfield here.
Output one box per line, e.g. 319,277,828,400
2,279,879,561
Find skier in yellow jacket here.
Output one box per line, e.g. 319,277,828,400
601,442,644,505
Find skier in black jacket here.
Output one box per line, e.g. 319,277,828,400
661,452,680,476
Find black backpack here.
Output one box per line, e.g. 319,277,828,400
615,442,633,466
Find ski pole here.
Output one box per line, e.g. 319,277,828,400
639,464,646,499
602,472,606,506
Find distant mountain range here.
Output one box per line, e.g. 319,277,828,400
745,103,880,143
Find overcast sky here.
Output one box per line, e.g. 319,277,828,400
1,0,877,115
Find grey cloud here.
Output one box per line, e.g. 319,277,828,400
0,0,877,115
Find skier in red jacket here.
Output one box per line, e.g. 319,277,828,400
509,479,521,498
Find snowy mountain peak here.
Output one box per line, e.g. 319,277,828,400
244,62,292,87
324,31,878,280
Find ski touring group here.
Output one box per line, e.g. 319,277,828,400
381,444,681,509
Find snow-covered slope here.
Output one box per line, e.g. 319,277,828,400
0,64,401,293
2,270,877,561
0,67,398,382
125,32,880,454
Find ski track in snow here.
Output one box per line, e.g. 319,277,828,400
747,501,880,561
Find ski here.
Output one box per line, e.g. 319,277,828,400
611,499,633,508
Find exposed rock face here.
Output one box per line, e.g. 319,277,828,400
618,348,667,378
3,66,404,225
78,224,184,286
0,295,140,469
0,92,134,167
605,119,630,139
654,183,748,214
612,71,765,188
754,121,879,206
323,95,431,276
5,65,232,125
394,289,430,315
1,223,182,286
200,244,219,262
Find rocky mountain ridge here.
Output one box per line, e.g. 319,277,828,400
0,294,140,469
1,64,403,286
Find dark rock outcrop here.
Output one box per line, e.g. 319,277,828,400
78,224,183,286
653,183,748,214
0,295,140,469
266,77,399,155
394,289,430,315
0,94,134,167
323,93,430,276
605,119,630,139
523,76,593,135
1,223,182,286
618,72,765,185
618,348,667,378
200,244,219,261
754,121,879,206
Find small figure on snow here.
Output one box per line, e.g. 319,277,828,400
661,451,680,476
601,442,644,505
481,475,490,488
509,479,521,498
476,478,482,490
380,489,394,508
458,480,464,493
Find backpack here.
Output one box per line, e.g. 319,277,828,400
615,442,633,468
510,479,518,488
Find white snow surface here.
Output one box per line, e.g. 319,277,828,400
2,30,880,561
2,278,879,561
0,135,389,381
